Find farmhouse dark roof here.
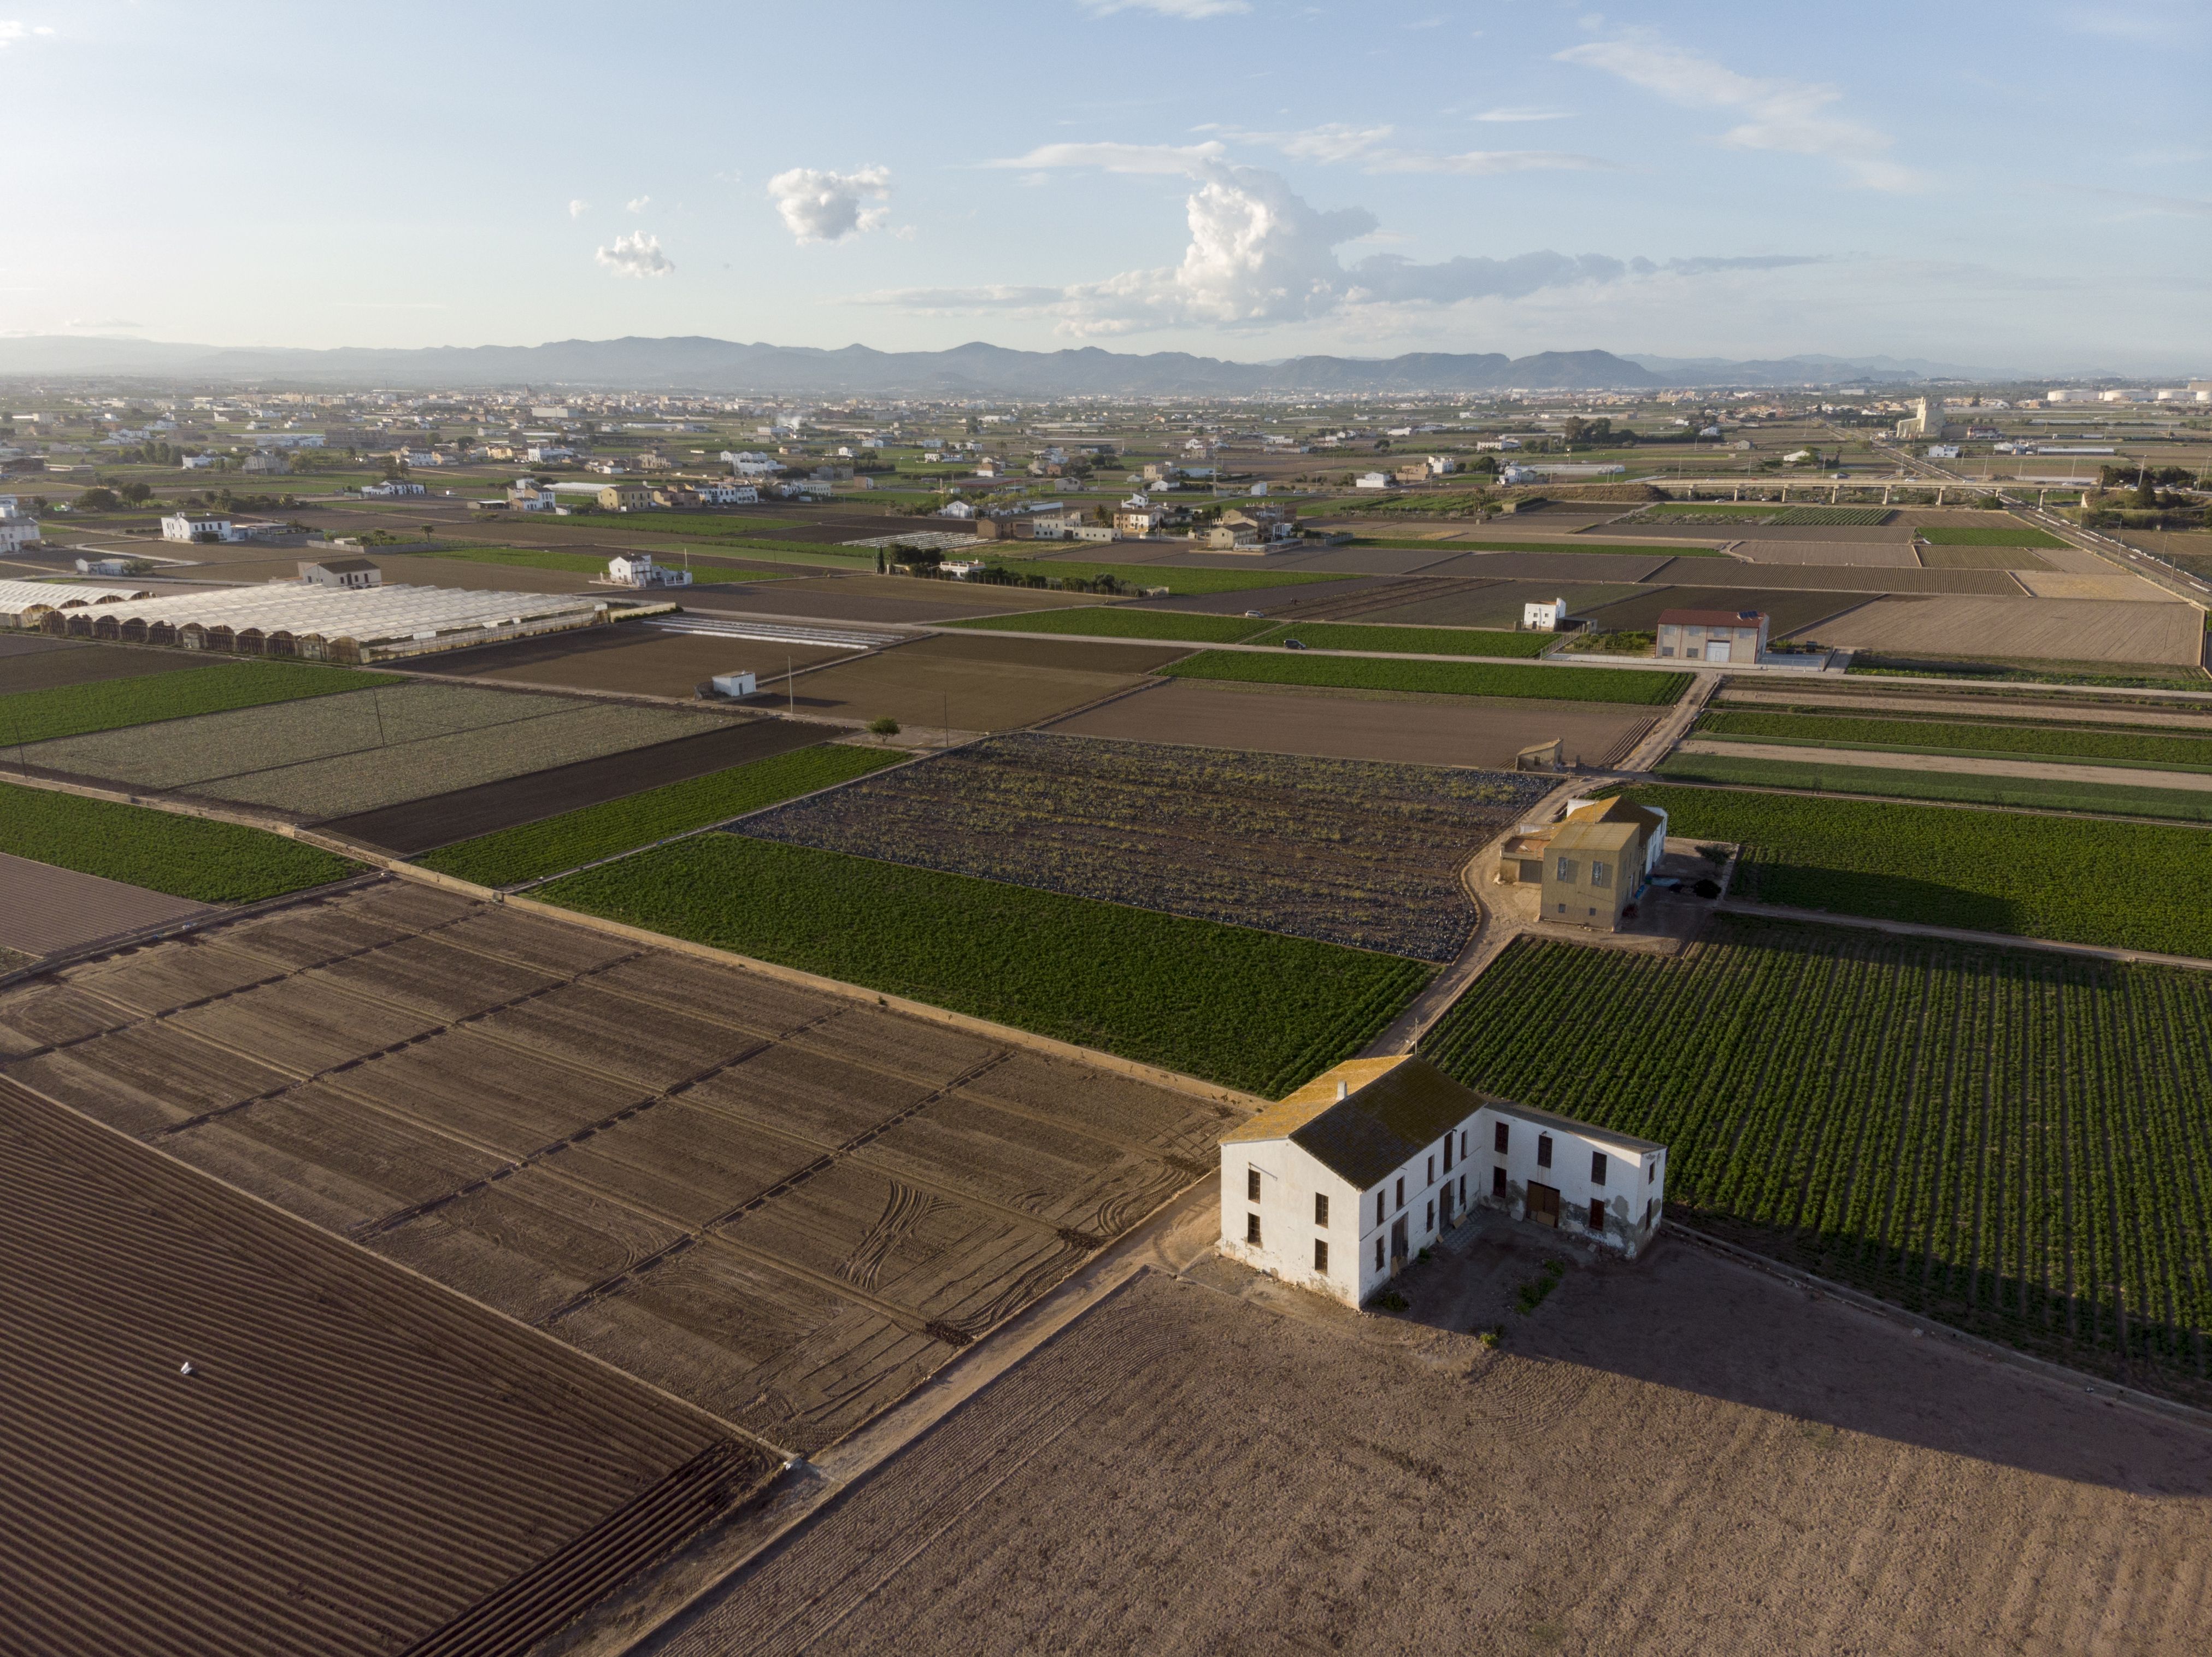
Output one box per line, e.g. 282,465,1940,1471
1229,1056,1500,1190
1657,608,1767,628
304,557,379,574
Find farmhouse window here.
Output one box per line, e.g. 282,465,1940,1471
1645,1198,1657,1229
1443,1136,1454,1173
1588,1198,1605,1233
1425,1200,1434,1233
1556,857,1576,882
1315,1193,1329,1227
1460,1130,1468,1159
1246,1214,1261,1245
1314,1239,1328,1273
1459,1173,1466,1207
1395,1177,1404,1211
1495,1123,1509,1154
1591,860,1610,890
1248,1167,1261,1202
1649,1159,1658,1184
1375,1236,1384,1271
1557,903,1567,915
1426,1156,1434,1185
1376,1190,1387,1227
1492,1167,1507,1197
1537,1134,1553,1170
1591,1152,1607,1187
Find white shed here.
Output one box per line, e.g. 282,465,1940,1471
1522,597,1568,631
1219,1055,1666,1308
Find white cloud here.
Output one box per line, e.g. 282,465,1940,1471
1078,0,1250,17
1196,123,1611,175
61,318,143,331
0,21,54,47
987,140,1226,174
1475,107,1569,122
626,195,651,213
767,165,893,243
596,232,673,278
1556,33,1922,190
866,156,1811,335
567,198,590,219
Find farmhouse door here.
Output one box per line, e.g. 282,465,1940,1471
1527,1182,1561,1227
1390,1215,1408,1264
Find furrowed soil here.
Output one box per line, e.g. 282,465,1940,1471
0,641,207,694
0,880,1242,1455
1814,596,2204,666
652,1256,2212,1657
399,623,854,699
1050,677,1654,770
768,633,1190,731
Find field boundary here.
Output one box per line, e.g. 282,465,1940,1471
1712,895,2212,974
1668,1224,2212,1434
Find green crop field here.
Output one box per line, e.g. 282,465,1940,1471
1696,708,2212,772
943,608,1272,644
1917,526,2069,549
1638,503,1895,526
991,559,1346,596
1623,783,2212,956
1163,651,1690,706
0,659,393,748
1249,621,1553,658
1349,537,1725,558
0,781,359,903
398,545,792,581
1423,916,2212,1403
421,743,903,888
540,835,1429,1097
1654,750,2212,824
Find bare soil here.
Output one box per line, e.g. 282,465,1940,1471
656,1230,2212,1657
1051,677,1652,769
0,640,202,694
1732,539,1924,567
1717,685,2212,727
0,849,216,955
402,622,854,700
774,634,1189,731
1815,596,2204,665
0,880,1238,1456
683,579,1109,626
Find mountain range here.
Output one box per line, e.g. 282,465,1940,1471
0,333,2008,394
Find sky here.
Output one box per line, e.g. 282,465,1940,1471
4,1,2208,372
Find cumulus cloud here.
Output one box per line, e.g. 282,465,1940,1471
567,198,590,218
768,166,892,244
0,22,55,48
1557,33,1922,190
987,140,1225,174
869,152,1813,335
1474,107,1569,122
1078,0,1249,17
596,231,673,278
626,195,651,213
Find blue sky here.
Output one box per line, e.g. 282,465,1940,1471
6,1,2207,370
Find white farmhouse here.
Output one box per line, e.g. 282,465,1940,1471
1522,597,1569,631
1354,471,1393,490
160,509,237,543
696,481,758,506
0,502,41,555
605,553,690,588
1220,1055,1666,1308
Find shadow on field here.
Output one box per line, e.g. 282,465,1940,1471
1373,1214,2212,1495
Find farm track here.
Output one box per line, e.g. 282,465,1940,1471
1420,914,2212,1403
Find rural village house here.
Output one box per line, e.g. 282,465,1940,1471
1220,1055,1666,1309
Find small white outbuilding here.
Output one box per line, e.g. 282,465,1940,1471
1220,1055,1666,1308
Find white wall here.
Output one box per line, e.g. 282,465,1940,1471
1472,1106,1664,1256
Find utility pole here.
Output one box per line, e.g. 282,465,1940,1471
787,653,794,715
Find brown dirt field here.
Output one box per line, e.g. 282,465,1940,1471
0,1077,753,1657
655,1236,2212,1657
1732,538,1923,567
684,579,1109,626
1581,585,1871,636
1816,596,2205,665
0,879,1237,1455
1049,678,1652,769
1918,543,2055,571
0,641,201,694
399,622,853,699
0,850,216,955
1649,561,2020,595
1357,579,1650,631
1609,519,1918,544
2015,569,2177,601
1717,685,2212,728
1412,550,1679,584
780,633,1188,731
315,716,840,853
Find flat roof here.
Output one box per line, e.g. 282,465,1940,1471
0,1078,758,1656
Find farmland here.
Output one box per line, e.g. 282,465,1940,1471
395,545,792,581
0,641,211,695
1353,537,1728,558
1816,596,2207,667
0,780,358,902
738,733,1551,961
1425,916,2212,1401
992,559,1345,596
1634,504,1896,527
0,659,392,747
773,633,1184,732
1162,650,1690,706
1654,750,2212,823
1250,620,1552,657
944,607,1275,644
422,742,903,887
1622,782,2212,957
23,682,722,818
1695,707,2212,771
1917,525,2069,548
542,835,1429,1096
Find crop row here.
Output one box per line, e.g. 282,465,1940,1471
1247,621,1552,659
540,834,1432,1098
1917,526,2068,548
1421,916,2212,1401
1639,503,1896,526
1623,783,2212,958
0,658,391,748
0,780,358,903
1652,750,2212,825
946,608,1274,644
1696,707,2212,771
738,732,1548,962
420,742,903,888
1163,650,1690,706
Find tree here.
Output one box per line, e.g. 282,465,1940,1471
120,481,153,506
2134,472,2160,510
79,487,120,511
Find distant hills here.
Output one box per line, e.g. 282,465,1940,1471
0,333,2009,393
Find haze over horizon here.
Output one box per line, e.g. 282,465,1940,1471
5,1,2207,373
